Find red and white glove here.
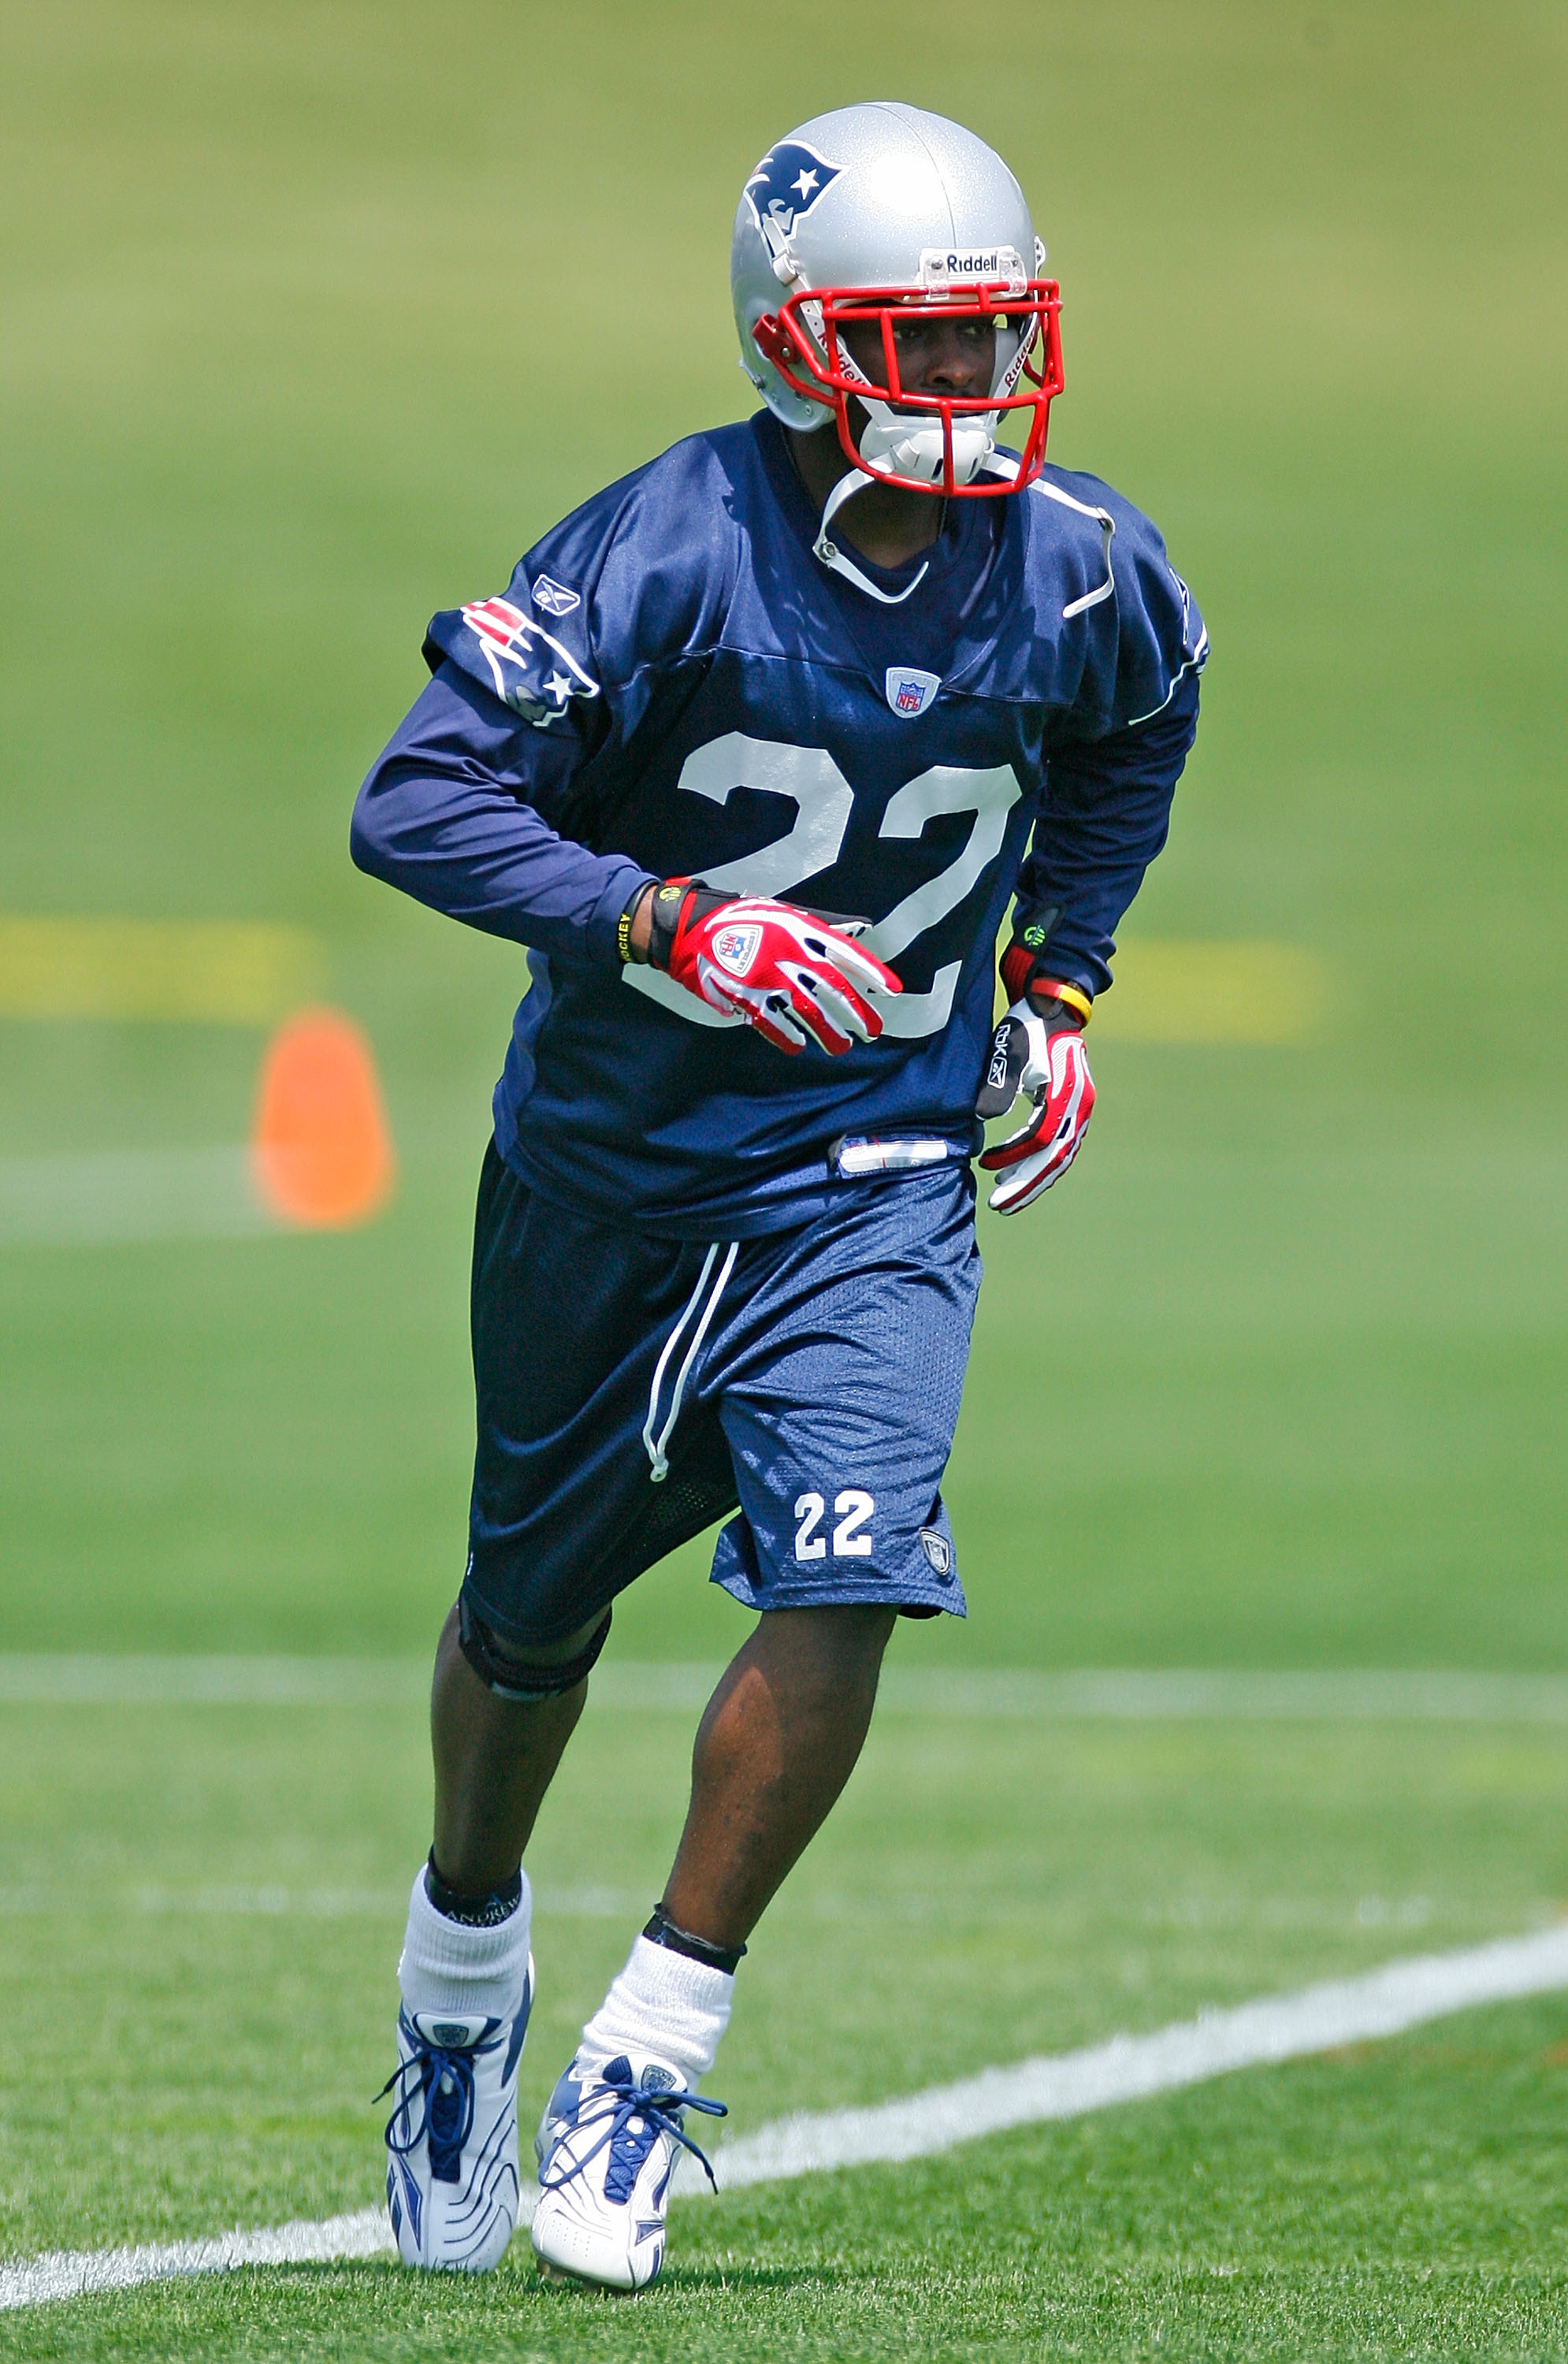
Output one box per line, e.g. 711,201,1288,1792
646,879,901,1056
975,996,1095,1213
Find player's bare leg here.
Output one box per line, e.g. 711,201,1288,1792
429,1603,599,1892
429,1596,894,1916
381,1604,606,2270
531,1600,897,2288
662,1603,897,1947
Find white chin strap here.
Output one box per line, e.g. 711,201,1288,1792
811,395,1003,605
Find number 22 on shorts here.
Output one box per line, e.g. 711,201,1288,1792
793,1490,875,1561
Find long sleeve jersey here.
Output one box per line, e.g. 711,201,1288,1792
353,410,1206,1237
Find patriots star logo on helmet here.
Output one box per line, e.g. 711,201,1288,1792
886,667,941,719
530,575,581,617
709,923,764,978
743,141,842,245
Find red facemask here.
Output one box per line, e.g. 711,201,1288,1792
752,277,1064,497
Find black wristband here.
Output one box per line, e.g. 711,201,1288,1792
616,885,652,965
646,879,734,973
645,881,689,972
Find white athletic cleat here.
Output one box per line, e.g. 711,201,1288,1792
380,1963,533,2271
530,2049,726,2290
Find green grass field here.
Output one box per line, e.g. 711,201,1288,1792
2,0,1566,2355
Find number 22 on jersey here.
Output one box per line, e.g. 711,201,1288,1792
626,732,1021,1042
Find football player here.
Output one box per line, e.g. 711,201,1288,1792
355,101,1206,2289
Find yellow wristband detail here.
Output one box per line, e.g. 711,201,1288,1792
1034,978,1093,1027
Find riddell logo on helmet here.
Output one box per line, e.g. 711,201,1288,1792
919,244,1026,292
710,924,763,978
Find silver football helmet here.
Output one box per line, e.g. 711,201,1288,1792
730,102,1063,592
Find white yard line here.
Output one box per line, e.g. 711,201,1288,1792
0,1656,427,1706
5,1927,1568,2312
0,1148,276,1245
0,2206,397,2312
0,1882,638,1921
707,1924,1568,2187
5,1656,1568,1722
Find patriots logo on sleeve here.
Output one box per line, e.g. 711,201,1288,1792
743,141,842,254
460,597,599,727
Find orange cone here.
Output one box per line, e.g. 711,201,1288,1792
251,1008,396,1228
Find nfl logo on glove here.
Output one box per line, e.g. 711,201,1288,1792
710,923,764,976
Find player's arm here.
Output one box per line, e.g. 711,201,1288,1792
976,676,1199,1212
352,666,898,1055
350,662,655,968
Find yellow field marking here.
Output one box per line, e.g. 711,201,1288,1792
991,939,1329,1043
0,919,323,1024
3,921,1324,1041
1098,939,1328,1043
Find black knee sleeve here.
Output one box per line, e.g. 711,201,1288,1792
458,1596,612,1700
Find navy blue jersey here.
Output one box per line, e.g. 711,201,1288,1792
352,411,1206,1237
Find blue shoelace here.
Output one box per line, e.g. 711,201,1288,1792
539,2064,727,2201
377,2023,503,2178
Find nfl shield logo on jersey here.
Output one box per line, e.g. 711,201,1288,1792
710,923,763,978
886,667,942,719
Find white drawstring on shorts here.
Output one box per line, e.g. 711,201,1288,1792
642,1241,738,1482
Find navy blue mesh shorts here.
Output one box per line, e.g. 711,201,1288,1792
463,1141,980,1648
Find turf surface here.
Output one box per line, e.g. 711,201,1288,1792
1,0,1565,2355
9,2009,1568,2362
3,1697,1568,2356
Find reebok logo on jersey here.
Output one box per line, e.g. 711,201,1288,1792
530,575,580,617
709,923,764,978
886,667,941,719
920,1528,953,1578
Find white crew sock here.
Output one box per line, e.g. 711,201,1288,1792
580,1933,734,2088
396,1863,532,2020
